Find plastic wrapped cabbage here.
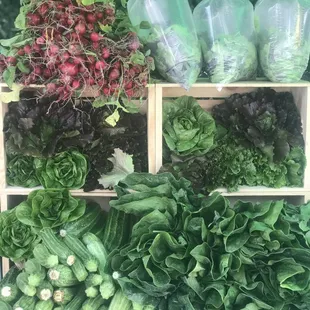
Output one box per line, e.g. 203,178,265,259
127,0,202,89
256,0,310,82
194,0,258,83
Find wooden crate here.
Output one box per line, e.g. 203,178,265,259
155,81,310,196
1,80,310,275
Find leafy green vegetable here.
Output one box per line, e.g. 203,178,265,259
163,96,216,157
98,148,134,189
110,172,201,307
109,172,310,309
259,37,310,82
200,34,257,83
212,88,304,162
145,24,201,89
16,189,86,230
0,209,39,262
6,155,40,188
34,151,88,189
162,135,306,193
4,96,148,191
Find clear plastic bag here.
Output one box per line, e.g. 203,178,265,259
193,0,258,83
256,0,310,82
127,0,202,89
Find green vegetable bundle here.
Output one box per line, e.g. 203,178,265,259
162,89,306,192
4,96,148,191
200,34,257,83
2,173,310,309
108,173,310,309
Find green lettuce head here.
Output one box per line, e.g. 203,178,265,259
16,189,86,230
0,209,39,262
34,150,88,189
163,96,216,157
7,155,40,188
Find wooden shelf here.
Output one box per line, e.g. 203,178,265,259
1,81,310,275
215,187,308,197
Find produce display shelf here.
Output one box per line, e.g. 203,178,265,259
1,81,310,275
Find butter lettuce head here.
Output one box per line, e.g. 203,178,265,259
0,209,39,262
16,189,86,230
7,155,40,188
163,96,216,157
34,150,88,189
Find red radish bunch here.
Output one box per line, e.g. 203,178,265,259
0,0,152,103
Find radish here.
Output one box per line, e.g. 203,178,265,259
105,8,114,16
87,77,95,86
109,68,120,80
71,80,80,89
43,68,52,79
74,56,84,65
69,44,82,56
7,57,17,65
95,60,106,70
86,13,97,24
92,42,99,50
46,83,57,93
38,3,48,17
27,13,42,26
49,45,59,55
62,52,71,61
32,43,41,53
75,23,86,35
113,61,121,69
87,56,96,64
18,49,25,56
60,62,78,76
24,45,32,54
102,48,110,59
87,23,94,31
125,81,133,90
96,12,103,19
36,37,45,45
90,32,100,42
103,87,110,95
34,66,42,75
126,89,134,97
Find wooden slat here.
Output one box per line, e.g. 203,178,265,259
158,80,310,88
2,258,9,276
162,86,292,98
147,85,156,174
0,88,7,190
4,187,117,197
216,187,308,197
155,84,163,173
291,87,310,190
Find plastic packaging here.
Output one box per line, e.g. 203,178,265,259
193,0,257,83
127,0,202,89
256,0,310,82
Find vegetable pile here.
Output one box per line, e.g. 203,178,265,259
0,190,133,309
0,0,153,122
2,173,310,309
146,24,202,89
200,34,257,83
4,94,148,191
161,89,306,193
